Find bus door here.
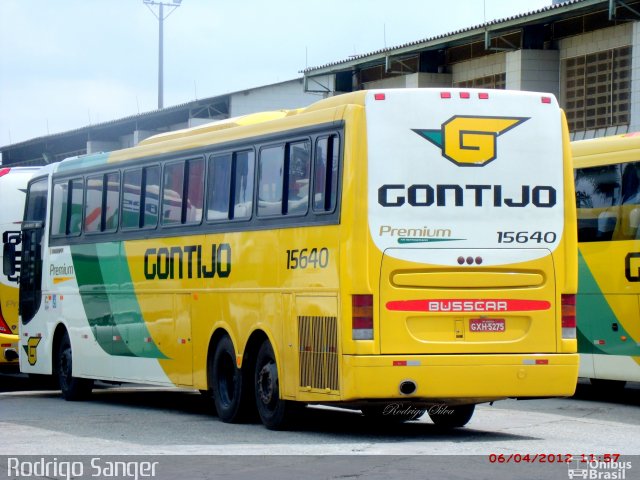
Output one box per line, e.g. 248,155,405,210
20,177,48,326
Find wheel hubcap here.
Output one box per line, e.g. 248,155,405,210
258,361,276,407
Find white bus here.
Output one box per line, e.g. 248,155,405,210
0,166,39,370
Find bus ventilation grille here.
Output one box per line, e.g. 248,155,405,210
298,315,339,393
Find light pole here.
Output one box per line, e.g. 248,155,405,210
143,0,182,110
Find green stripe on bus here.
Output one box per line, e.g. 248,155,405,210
71,243,167,359
577,251,640,356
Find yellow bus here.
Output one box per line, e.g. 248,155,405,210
0,166,39,370
5,89,578,429
573,132,640,388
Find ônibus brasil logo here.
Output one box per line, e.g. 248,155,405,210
413,115,529,167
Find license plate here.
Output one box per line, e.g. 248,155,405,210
469,318,505,332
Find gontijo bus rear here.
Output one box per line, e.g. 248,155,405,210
14,89,578,429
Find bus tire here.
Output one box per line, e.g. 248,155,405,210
254,340,299,430
210,335,249,423
428,404,475,428
57,332,93,401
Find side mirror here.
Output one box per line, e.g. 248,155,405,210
3,241,16,278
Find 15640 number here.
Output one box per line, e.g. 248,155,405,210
286,248,329,270
497,231,557,244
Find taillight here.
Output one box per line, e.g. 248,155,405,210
352,294,373,340
0,306,11,335
0,167,10,178
561,294,576,339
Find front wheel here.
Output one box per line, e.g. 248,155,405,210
57,332,93,401
254,341,300,430
427,404,475,428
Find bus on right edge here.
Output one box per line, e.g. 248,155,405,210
573,133,640,389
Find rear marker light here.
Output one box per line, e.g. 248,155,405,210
0,167,10,178
460,92,470,99
0,309,10,335
352,294,373,340
479,92,489,99
440,92,451,99
561,294,576,339
393,360,421,366
541,96,552,104
523,359,549,365
374,93,386,101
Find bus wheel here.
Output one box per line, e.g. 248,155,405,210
427,404,475,428
254,341,298,430
210,335,247,423
57,332,93,401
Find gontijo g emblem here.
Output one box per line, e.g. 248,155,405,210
413,116,529,167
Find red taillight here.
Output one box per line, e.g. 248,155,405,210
541,96,552,104
459,91,470,99
0,167,10,178
440,91,451,99
374,93,386,101
352,294,373,340
0,307,11,335
478,92,489,99
561,294,576,339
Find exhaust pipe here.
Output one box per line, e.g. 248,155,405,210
3,348,18,362
399,380,417,395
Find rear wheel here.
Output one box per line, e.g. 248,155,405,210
57,332,93,401
254,341,299,430
210,335,251,422
427,404,475,428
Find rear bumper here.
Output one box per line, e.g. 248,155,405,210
341,353,579,403
0,332,19,365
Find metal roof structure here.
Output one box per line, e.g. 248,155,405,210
302,0,628,78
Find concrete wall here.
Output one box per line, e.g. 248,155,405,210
364,72,453,89
451,52,506,84
506,49,560,98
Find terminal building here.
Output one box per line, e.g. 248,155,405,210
2,0,639,166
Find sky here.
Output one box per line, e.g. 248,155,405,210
0,0,554,148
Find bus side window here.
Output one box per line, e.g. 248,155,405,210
162,162,184,226
142,166,160,228
313,134,339,213
51,181,69,236
232,150,254,220
69,179,84,235
85,174,103,233
184,158,204,224
104,172,120,231
122,169,142,229
207,154,232,221
258,145,284,217
621,161,640,239
575,165,621,242
286,141,311,216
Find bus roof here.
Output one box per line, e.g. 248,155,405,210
572,132,640,168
